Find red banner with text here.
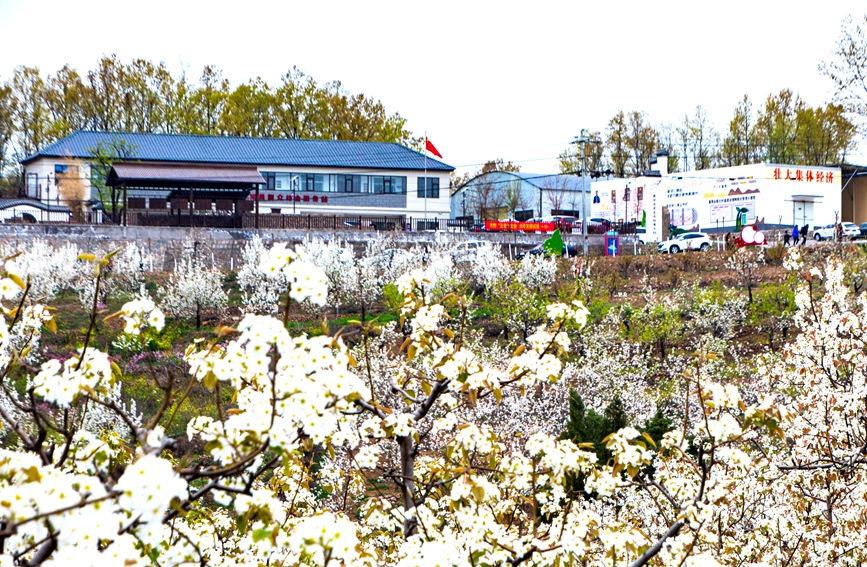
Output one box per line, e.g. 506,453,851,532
484,221,557,232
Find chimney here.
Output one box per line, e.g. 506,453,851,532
650,150,669,176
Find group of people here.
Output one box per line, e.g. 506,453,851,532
783,224,810,246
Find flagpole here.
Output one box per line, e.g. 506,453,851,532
424,131,428,232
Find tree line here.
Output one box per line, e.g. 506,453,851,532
558,91,858,178
0,55,418,176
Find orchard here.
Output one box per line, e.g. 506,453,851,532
0,235,864,567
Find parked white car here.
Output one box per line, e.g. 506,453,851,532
813,223,860,241
842,222,860,238
813,224,835,240
657,232,712,253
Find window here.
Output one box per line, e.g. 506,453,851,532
261,172,276,190
338,174,360,193
55,164,79,176
313,174,326,192
417,177,440,198
371,176,384,193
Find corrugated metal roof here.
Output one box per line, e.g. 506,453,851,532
23,131,454,172
107,163,265,188
512,172,587,191
455,171,589,195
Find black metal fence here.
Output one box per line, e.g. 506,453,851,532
1,200,645,236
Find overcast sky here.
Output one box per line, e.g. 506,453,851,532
0,0,863,174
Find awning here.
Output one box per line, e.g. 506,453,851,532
786,195,824,202
106,163,265,189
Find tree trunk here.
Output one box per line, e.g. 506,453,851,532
399,435,417,537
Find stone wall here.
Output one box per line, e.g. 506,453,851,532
0,224,624,271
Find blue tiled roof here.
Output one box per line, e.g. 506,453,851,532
22,131,454,172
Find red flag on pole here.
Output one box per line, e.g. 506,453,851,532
425,137,443,158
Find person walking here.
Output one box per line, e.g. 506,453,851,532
791,224,799,246
800,224,809,246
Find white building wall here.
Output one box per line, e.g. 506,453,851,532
664,163,840,231
23,157,451,219
591,163,841,241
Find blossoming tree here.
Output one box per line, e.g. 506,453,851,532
0,241,864,567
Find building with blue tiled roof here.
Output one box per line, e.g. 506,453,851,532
21,131,454,222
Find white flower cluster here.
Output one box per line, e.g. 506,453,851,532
410,304,446,340
118,293,165,335
394,250,456,300
260,242,328,306
237,235,285,314
469,242,511,288
606,426,652,468
162,243,228,320
286,513,359,565
115,454,187,528
517,253,557,289
32,348,113,407
185,313,366,462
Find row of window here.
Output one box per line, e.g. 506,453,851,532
262,172,407,195
261,172,440,198
51,164,442,199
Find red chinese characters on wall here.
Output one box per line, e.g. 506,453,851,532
772,168,835,183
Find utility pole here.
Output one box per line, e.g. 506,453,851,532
572,129,600,256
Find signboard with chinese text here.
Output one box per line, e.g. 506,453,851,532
770,167,835,183
484,221,556,232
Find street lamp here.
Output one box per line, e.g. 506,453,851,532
572,130,601,256
291,175,299,215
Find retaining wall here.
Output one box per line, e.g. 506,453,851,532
0,224,632,271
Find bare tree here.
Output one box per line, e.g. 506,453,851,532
56,155,88,222
502,179,530,219
544,176,571,215
821,14,867,135
467,176,501,221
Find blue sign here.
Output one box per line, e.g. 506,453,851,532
604,234,621,257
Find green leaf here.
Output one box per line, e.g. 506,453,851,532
169,498,188,517
8,273,25,289
23,465,42,483
543,228,564,257
104,247,123,259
